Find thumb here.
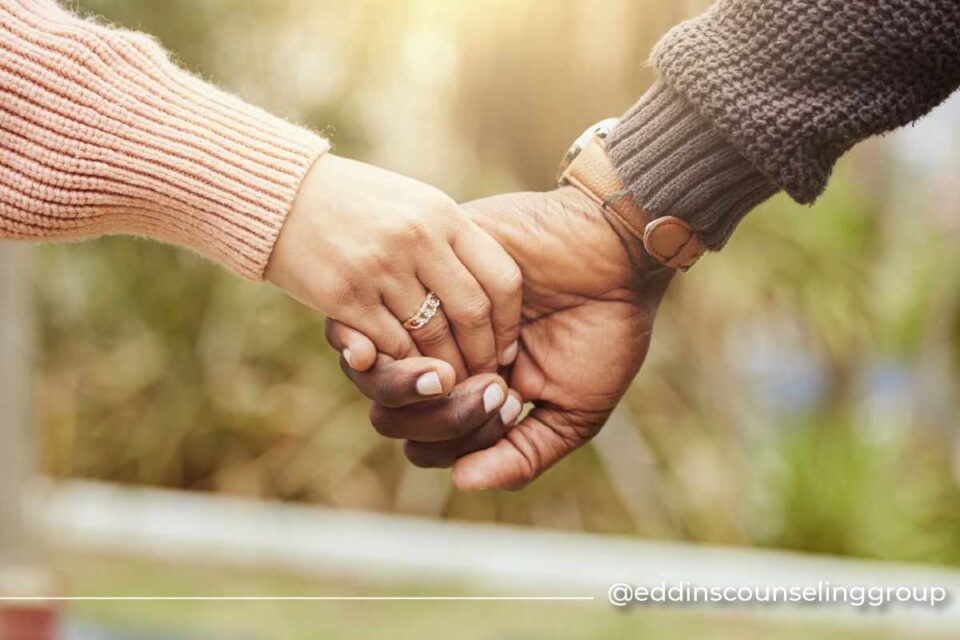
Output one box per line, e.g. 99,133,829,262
450,406,592,491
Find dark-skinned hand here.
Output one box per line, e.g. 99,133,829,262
326,186,674,490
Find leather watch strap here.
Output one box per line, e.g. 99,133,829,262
559,134,705,271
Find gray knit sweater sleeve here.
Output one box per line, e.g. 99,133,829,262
607,0,960,249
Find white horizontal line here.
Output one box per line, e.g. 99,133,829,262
28,479,960,634
0,596,596,602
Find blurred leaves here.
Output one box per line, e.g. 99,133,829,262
757,416,960,565
33,0,960,566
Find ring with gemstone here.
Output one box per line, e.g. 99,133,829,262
402,292,441,331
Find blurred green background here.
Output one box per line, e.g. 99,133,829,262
35,0,960,574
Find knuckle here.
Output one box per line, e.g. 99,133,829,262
372,364,422,407
471,358,499,374
411,313,451,348
443,392,488,437
369,404,398,437
374,372,395,399
322,275,365,311
374,372,405,405
406,217,431,243
378,331,414,362
390,336,414,360
452,294,491,329
381,214,411,238
427,200,463,240
428,198,461,222
506,462,537,491
498,263,523,297
393,214,436,247
367,251,401,277
450,406,484,437
379,214,423,250
506,429,541,487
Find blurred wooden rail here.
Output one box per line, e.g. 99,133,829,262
26,479,960,635
0,243,33,562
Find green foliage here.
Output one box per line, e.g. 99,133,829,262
756,417,960,564
34,0,960,568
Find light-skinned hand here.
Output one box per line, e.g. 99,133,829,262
327,186,674,490
267,154,523,379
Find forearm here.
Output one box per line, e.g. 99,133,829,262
609,0,960,250
0,0,327,279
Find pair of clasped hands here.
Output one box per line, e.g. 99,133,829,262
265,153,674,491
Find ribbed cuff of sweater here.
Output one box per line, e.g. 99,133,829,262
606,80,778,250
0,0,328,280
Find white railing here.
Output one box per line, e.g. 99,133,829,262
6,239,960,635
27,478,960,634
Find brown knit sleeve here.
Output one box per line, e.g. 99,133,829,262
0,0,328,279
608,0,960,250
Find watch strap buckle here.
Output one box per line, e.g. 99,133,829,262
559,133,704,272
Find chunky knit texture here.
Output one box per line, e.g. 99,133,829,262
609,0,960,249
0,0,328,279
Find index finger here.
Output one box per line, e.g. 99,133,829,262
340,354,457,408
370,373,508,441
452,226,523,367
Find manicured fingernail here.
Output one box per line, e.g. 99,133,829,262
415,371,443,396
499,340,519,366
342,348,354,368
482,383,505,413
499,394,522,426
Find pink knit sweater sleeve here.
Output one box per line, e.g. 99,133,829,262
0,0,329,279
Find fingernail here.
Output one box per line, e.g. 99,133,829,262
499,394,522,426
499,340,519,366
415,371,443,396
342,348,354,368
482,383,505,413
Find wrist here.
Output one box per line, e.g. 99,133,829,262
606,80,778,249
595,196,673,281
18,0,329,281
543,186,674,316
265,153,345,299
556,122,705,274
